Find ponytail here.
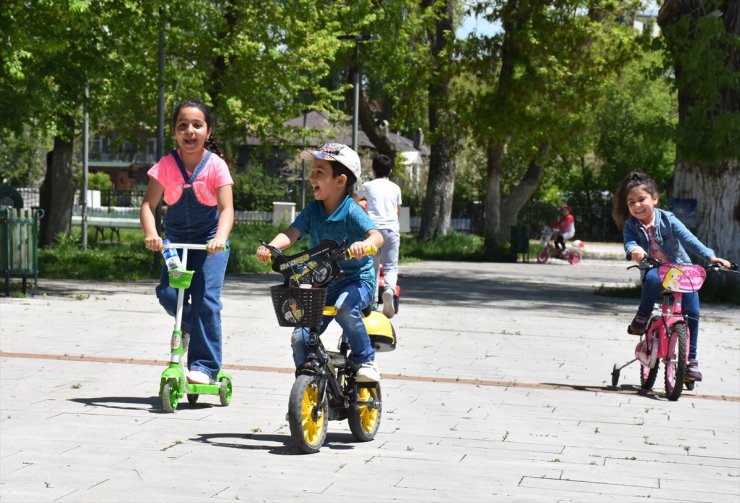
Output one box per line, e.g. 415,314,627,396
206,135,231,168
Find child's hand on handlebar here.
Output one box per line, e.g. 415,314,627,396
145,235,164,253
256,245,273,264
347,241,378,259
709,256,732,269
628,246,647,264
207,238,228,255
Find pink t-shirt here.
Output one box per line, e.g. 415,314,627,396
148,150,233,206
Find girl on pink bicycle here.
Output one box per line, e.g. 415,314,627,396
612,172,731,381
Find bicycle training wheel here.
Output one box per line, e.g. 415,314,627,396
567,250,581,265
288,374,327,454
348,383,382,442
536,249,549,264
664,324,688,401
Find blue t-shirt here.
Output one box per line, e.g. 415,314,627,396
291,195,377,295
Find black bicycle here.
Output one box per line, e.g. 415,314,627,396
261,239,397,453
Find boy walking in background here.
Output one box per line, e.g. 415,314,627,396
354,154,402,319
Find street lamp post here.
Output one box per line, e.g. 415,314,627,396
337,34,378,152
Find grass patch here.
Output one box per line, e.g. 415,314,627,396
400,231,485,261
595,284,642,299
37,225,489,282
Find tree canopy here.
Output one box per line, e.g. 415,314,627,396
2,0,734,253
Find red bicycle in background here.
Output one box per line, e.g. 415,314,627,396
537,225,581,265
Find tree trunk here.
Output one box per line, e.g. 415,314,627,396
39,120,76,247
483,141,550,250
496,143,550,243
658,0,740,258
419,0,456,240
483,141,504,246
672,160,739,257
359,91,396,160
419,127,455,239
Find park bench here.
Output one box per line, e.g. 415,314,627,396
72,208,140,242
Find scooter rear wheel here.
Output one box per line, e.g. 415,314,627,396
288,374,327,454
348,384,382,442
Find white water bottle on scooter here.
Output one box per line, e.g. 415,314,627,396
162,239,183,271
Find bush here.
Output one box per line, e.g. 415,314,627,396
40,232,155,280
400,231,484,261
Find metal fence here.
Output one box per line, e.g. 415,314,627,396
13,186,621,241
404,199,621,242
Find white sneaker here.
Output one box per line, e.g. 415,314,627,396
187,370,214,384
356,362,381,383
381,289,395,318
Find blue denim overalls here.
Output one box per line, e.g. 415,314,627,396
155,150,230,380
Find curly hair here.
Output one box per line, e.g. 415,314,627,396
612,171,659,229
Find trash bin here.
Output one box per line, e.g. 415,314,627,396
1,207,41,295
510,224,530,262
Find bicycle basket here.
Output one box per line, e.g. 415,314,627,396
658,264,706,293
270,285,328,327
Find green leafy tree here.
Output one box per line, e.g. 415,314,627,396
0,126,50,186
657,0,739,256
458,0,641,252
593,48,676,193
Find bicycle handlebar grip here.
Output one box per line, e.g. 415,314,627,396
346,244,378,260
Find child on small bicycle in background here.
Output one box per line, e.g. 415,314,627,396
548,203,575,251
612,171,731,381
353,154,401,319
140,99,234,385
256,143,384,382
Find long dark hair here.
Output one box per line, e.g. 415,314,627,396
612,171,659,229
172,99,230,165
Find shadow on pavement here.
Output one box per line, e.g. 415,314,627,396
540,382,661,400
69,395,162,411
191,431,360,455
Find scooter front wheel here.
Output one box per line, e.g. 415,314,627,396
219,377,232,406
348,383,382,442
288,374,327,454
162,378,180,413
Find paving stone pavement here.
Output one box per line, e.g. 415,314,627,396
1,247,739,502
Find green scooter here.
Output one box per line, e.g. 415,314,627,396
158,242,232,412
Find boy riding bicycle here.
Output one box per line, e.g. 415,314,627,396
256,143,384,382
